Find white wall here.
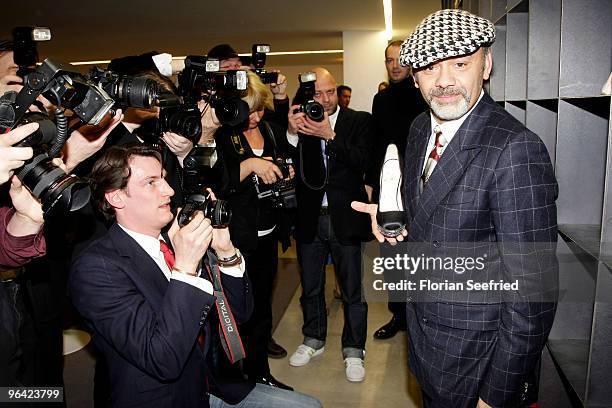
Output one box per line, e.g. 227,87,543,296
342,31,389,113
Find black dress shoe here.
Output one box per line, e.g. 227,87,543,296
373,316,407,340
267,338,287,359
255,375,294,391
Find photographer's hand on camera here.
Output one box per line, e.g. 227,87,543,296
288,104,306,135
168,210,213,276
270,72,288,100
198,102,221,144
161,131,193,166
62,109,123,172
0,123,39,184
298,112,335,141
244,157,284,184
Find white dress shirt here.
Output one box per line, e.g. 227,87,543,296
118,224,245,295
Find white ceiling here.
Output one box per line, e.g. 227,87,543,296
3,0,441,66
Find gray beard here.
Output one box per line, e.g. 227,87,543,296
428,88,471,121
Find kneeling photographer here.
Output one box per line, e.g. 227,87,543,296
214,71,296,391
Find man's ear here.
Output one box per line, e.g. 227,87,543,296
411,74,419,89
482,49,493,81
105,190,125,210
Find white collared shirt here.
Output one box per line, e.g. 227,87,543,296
118,224,245,295
421,90,484,176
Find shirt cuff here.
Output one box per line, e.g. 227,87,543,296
171,272,214,295
219,258,246,278
286,131,299,147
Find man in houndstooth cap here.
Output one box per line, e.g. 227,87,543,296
353,9,558,408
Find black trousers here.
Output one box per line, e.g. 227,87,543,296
241,232,278,378
297,214,367,350
0,279,30,387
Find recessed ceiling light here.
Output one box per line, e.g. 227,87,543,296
383,0,393,40
68,49,344,66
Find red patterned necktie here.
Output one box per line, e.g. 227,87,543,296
159,240,175,270
421,126,445,186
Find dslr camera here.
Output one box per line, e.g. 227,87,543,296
178,56,250,126
177,192,232,228
0,59,115,216
251,44,279,84
182,145,221,194
252,157,297,209
156,103,202,144
293,72,324,122
177,146,230,228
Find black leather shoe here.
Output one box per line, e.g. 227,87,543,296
255,375,294,391
267,338,287,359
373,316,407,340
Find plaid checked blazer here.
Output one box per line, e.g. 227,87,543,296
402,93,558,407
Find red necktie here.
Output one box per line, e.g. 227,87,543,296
422,126,445,186
159,240,175,270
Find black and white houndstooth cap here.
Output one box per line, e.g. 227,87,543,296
399,9,495,69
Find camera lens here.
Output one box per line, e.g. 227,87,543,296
167,111,202,143
116,77,158,108
204,198,231,228
16,153,91,216
178,194,232,228
213,97,249,127
305,101,325,122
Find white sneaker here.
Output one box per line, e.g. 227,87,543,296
344,357,365,382
289,344,324,367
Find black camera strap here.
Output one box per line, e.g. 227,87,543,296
299,136,329,191
262,122,279,158
203,256,246,364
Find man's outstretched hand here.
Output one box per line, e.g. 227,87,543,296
351,201,408,245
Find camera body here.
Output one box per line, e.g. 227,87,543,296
293,72,324,122
178,146,229,228
252,157,297,209
182,145,221,194
157,103,202,144
251,44,279,84
0,58,116,216
0,86,92,217
178,56,250,126
178,192,231,228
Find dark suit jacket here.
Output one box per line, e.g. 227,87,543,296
403,93,558,407
366,78,428,199
294,107,373,244
69,223,253,408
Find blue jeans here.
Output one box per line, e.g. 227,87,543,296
297,214,368,351
209,383,322,408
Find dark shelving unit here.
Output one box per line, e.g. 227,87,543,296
466,0,612,406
